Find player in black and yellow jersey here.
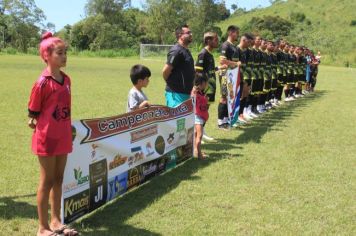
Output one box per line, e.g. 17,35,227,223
252,36,265,113
275,39,287,104
243,34,262,119
269,41,279,107
218,25,240,129
257,38,269,112
284,44,296,101
234,33,252,123
195,32,225,140
294,46,306,98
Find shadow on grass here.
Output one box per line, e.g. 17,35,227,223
207,90,327,148
0,194,37,220
75,153,226,235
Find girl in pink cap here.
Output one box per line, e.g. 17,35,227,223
28,32,78,236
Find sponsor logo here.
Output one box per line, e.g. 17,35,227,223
157,156,167,174
109,154,128,170
167,133,175,144
91,144,99,159
127,166,143,190
107,172,128,201
128,147,145,167
63,167,89,193
74,167,89,185
155,136,165,155
165,150,177,170
89,159,108,212
176,118,186,132
63,190,90,223
142,161,157,177
187,127,194,145
130,124,158,143
145,142,155,157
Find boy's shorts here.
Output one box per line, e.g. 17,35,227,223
195,115,206,125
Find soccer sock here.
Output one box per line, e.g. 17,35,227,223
218,103,225,125
277,86,283,100
259,94,266,105
239,98,246,115
284,89,289,98
290,86,295,96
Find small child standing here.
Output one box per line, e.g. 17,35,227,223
127,64,151,112
191,73,209,159
28,32,78,236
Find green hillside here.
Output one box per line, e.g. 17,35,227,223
218,0,356,67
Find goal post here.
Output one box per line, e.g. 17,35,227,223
140,43,174,60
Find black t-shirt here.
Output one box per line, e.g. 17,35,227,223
220,41,238,61
166,44,195,94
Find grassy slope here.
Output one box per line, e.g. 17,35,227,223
218,0,356,67
0,55,355,235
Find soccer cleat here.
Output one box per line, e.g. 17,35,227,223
238,115,247,123
243,111,253,120
218,124,230,130
202,132,215,142
249,111,259,118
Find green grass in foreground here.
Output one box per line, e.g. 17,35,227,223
0,55,355,235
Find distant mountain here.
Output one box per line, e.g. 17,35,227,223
218,0,356,67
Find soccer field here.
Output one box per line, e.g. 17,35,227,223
0,55,355,235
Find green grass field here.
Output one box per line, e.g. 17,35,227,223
0,55,355,235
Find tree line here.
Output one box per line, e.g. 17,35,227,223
0,0,297,53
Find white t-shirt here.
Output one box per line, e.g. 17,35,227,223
127,87,148,112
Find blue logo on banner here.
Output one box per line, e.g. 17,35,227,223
107,172,128,201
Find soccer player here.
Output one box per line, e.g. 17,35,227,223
275,39,286,104
195,32,225,140
218,25,241,129
245,34,261,118
284,44,295,101
258,38,269,112
243,33,260,120
235,34,252,123
253,36,265,113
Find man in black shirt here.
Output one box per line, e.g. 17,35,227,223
218,25,240,129
162,24,195,107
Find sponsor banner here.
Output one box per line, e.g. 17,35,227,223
226,67,241,126
62,100,194,223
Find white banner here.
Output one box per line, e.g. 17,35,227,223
61,99,195,224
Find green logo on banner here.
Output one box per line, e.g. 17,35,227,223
177,118,185,132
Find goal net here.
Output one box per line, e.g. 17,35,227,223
140,44,174,61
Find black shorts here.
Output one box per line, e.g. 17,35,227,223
271,78,278,90
251,79,259,93
244,78,252,86
264,79,272,91
287,73,294,84
206,93,216,102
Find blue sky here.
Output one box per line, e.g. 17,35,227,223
35,0,271,31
